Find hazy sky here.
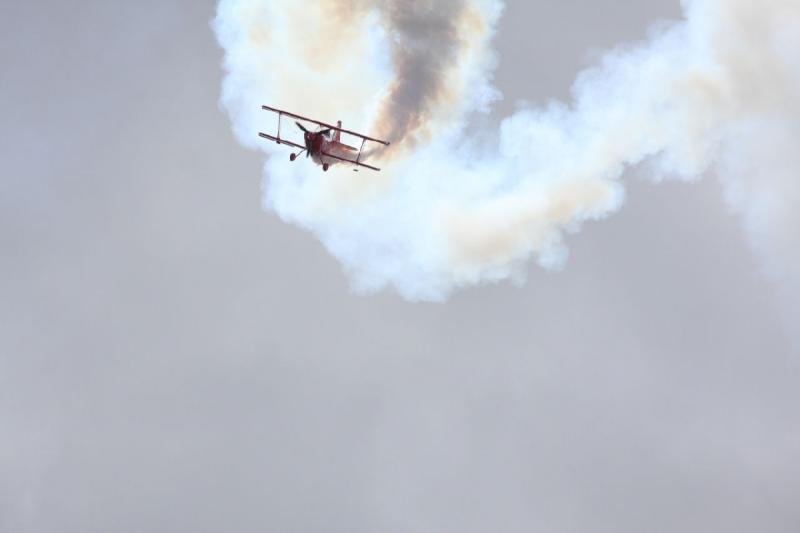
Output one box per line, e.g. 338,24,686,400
2,1,799,532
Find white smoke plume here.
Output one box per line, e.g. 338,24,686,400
214,0,800,303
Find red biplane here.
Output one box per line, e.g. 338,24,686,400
259,105,391,172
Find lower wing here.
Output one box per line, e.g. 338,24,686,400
321,151,381,172
258,132,305,151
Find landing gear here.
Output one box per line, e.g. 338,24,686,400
323,163,330,172
290,153,297,162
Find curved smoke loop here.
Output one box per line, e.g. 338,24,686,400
215,0,800,303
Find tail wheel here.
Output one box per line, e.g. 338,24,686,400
323,163,330,172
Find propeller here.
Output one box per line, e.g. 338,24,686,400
296,121,312,157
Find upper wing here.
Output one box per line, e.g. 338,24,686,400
262,105,391,146
258,132,305,151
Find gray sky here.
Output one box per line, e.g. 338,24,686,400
1,1,799,532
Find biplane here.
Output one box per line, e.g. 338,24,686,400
259,105,391,172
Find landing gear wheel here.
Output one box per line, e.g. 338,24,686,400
290,153,297,161
323,163,330,172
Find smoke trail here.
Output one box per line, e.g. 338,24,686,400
367,0,501,153
214,0,800,304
